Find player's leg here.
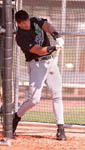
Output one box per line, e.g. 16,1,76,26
13,60,49,134
46,60,66,140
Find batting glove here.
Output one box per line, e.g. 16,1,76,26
56,37,64,49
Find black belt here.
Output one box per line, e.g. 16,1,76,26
34,55,52,61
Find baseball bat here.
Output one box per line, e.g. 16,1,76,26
59,31,85,37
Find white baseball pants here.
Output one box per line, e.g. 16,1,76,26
17,57,64,125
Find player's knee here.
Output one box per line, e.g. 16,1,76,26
53,97,62,103
52,89,62,100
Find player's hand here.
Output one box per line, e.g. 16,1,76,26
56,37,64,49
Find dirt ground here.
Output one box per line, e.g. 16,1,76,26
0,136,85,150
0,123,85,150
0,135,85,150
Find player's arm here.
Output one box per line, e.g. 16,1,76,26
16,35,57,56
29,44,56,56
42,21,60,40
42,21,56,35
32,17,60,40
42,21,64,48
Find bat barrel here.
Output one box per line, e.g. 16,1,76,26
60,31,85,37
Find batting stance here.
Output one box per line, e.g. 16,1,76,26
13,10,66,140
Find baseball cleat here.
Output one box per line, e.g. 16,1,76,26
56,128,67,140
13,112,21,134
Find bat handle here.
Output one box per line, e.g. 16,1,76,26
56,47,61,57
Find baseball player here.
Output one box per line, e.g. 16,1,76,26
13,10,66,140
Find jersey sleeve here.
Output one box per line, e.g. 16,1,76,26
16,34,37,53
31,17,47,28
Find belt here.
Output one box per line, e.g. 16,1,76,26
34,55,52,61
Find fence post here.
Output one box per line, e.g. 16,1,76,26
61,0,67,74
3,0,13,138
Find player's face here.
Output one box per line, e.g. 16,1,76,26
18,19,31,30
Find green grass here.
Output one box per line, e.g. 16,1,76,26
0,106,85,125
22,111,56,123
65,106,85,113
0,111,85,125
21,110,85,125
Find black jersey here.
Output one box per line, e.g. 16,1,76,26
16,17,51,61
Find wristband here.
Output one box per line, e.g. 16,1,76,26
51,32,59,40
47,46,56,54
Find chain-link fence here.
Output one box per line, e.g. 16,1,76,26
12,0,85,126
0,1,85,138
